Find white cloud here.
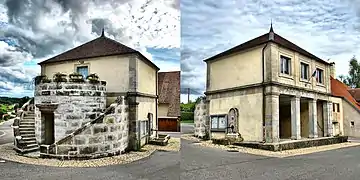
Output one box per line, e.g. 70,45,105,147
181,0,360,95
0,0,179,97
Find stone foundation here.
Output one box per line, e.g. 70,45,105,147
34,81,106,143
40,98,129,159
235,136,348,151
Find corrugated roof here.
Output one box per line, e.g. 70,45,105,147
158,71,180,117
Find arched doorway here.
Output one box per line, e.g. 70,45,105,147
227,108,239,134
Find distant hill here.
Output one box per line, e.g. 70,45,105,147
0,96,32,107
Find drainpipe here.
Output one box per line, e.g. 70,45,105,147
262,42,269,140
155,70,159,138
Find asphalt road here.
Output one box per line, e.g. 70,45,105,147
2,122,360,179
0,119,14,145
180,139,360,180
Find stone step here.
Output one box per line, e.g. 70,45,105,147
19,124,35,128
21,119,35,122
21,134,36,138
22,140,37,144
21,146,39,153
23,144,38,149
22,137,37,141
20,130,35,135
23,116,35,119
21,122,35,124
19,128,35,131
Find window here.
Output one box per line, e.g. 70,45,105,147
351,121,355,128
300,62,309,80
76,66,89,78
315,68,324,84
332,103,340,112
280,55,291,75
210,115,227,131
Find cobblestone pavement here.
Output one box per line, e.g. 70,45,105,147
180,134,360,158
0,138,180,167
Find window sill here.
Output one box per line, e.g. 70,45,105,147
279,73,294,80
316,83,326,87
299,78,310,83
211,129,226,132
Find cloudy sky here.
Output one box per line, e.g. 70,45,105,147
181,0,360,102
0,0,179,98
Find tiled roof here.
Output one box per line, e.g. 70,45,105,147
348,88,360,102
331,76,360,109
204,30,330,65
158,71,180,117
38,34,159,70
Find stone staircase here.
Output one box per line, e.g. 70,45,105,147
13,98,39,154
17,111,38,152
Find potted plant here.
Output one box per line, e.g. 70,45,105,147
34,75,46,85
86,73,99,84
69,72,84,82
42,76,51,83
53,72,67,83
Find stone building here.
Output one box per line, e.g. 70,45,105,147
331,74,360,138
202,25,336,143
13,30,160,157
37,30,158,140
157,71,181,132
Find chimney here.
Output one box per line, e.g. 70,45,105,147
330,62,336,78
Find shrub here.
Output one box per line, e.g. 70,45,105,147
181,111,194,121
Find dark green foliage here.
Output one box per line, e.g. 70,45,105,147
181,112,194,120
339,56,360,88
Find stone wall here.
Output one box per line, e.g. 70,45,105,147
53,99,129,157
39,97,129,159
194,97,209,138
34,81,106,143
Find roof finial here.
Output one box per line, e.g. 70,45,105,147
270,19,274,32
101,28,105,37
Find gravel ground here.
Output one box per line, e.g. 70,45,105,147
181,134,360,158
0,138,180,167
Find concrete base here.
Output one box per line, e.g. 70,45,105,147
234,136,348,151
148,134,170,146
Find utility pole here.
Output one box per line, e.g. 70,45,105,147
187,88,190,104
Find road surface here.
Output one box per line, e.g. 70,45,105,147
0,119,14,145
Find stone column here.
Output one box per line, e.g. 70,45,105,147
291,96,301,140
323,101,333,137
308,99,318,138
35,104,58,145
264,94,279,143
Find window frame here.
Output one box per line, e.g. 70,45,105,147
300,62,310,80
210,114,227,132
315,68,324,84
280,55,291,75
76,66,89,78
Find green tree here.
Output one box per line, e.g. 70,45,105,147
340,56,360,88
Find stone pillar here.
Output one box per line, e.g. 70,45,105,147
291,96,301,140
308,99,318,138
323,101,333,137
264,94,279,143
35,104,58,145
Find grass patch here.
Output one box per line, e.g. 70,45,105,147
181,119,194,124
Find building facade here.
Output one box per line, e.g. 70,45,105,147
204,26,335,143
157,71,181,132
